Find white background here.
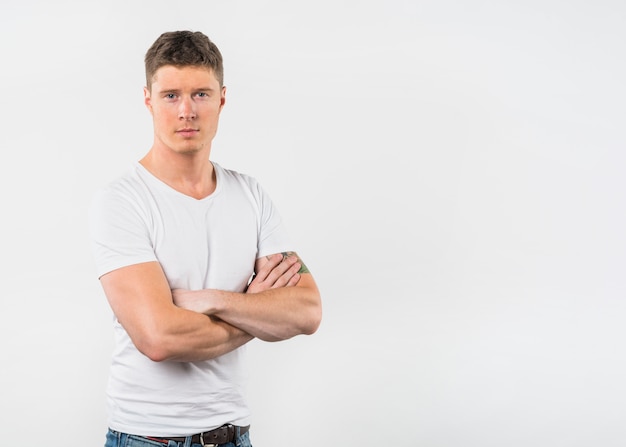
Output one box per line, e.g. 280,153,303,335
1,1,625,446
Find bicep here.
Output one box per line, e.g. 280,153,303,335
99,261,174,342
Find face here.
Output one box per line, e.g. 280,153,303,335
144,65,226,156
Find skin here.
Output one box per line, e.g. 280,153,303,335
99,65,322,362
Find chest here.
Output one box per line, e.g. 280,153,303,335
149,194,259,291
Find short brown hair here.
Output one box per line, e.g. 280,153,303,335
144,30,224,89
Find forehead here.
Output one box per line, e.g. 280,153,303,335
151,65,220,89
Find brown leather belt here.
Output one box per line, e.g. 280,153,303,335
145,424,250,446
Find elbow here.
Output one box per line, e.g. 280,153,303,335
307,291,323,334
133,334,173,363
266,293,322,341
142,345,170,363
299,300,322,336
303,322,320,336
303,306,322,335
285,300,322,339
261,308,322,342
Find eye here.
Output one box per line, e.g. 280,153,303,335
165,93,177,100
196,92,208,98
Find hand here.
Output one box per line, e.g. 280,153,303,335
246,253,301,294
173,253,301,311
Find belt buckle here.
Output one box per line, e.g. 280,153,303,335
200,423,235,446
200,432,217,447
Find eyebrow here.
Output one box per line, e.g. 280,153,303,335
158,87,217,95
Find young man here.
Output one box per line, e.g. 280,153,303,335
89,31,322,447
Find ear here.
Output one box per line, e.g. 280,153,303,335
144,87,153,114
219,86,227,112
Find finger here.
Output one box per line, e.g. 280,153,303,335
265,256,299,286
254,253,284,282
247,254,290,292
285,273,300,287
270,260,301,289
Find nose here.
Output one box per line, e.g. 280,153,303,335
178,96,196,120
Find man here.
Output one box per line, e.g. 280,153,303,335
89,30,322,447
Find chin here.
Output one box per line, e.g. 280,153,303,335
172,143,206,155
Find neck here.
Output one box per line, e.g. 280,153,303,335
140,146,216,200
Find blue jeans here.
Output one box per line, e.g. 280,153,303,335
104,429,252,447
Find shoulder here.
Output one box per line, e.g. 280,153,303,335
90,164,156,225
214,162,258,186
92,165,151,205
213,162,266,199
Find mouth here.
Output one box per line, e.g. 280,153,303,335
176,128,199,138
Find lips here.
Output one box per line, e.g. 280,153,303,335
176,128,199,138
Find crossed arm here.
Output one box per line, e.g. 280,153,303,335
99,253,322,363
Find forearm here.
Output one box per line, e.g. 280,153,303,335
122,304,253,362
180,279,321,342
100,261,254,363
156,309,254,361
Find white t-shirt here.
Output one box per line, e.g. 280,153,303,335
89,162,292,436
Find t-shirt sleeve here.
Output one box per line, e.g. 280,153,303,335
253,180,294,259
88,185,158,278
